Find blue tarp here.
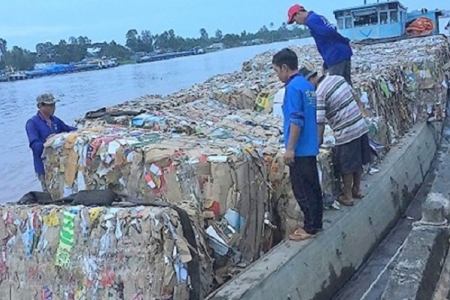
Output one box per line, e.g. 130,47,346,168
42,64,74,74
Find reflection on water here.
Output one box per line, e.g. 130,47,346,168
0,38,314,203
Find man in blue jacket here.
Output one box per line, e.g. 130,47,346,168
272,48,323,241
287,4,353,85
25,93,77,192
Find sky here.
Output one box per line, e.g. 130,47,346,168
0,0,446,50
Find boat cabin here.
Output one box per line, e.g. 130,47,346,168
333,0,442,41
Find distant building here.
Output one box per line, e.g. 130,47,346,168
208,43,224,50
34,62,55,70
250,39,264,45
87,47,101,56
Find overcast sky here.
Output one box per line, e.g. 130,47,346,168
0,0,446,50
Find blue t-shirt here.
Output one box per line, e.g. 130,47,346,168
305,11,353,67
282,74,319,157
26,112,77,175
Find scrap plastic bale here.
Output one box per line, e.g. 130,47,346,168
0,203,213,299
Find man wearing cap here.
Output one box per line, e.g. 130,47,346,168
272,48,323,241
25,93,77,192
287,4,353,85
300,65,370,207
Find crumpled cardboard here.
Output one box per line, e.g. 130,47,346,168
245,35,450,144
0,204,213,300
45,100,286,276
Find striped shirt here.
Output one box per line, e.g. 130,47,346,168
316,75,368,145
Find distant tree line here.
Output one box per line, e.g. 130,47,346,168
0,23,310,71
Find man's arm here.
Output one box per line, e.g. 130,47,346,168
306,14,349,43
57,118,77,132
285,86,305,151
316,91,326,146
25,119,44,158
349,86,367,117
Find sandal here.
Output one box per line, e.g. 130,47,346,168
289,232,316,241
293,228,308,235
352,190,364,199
338,196,354,206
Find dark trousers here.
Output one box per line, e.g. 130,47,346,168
328,59,352,86
289,156,323,234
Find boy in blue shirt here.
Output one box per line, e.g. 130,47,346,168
25,93,77,192
272,48,323,240
287,4,353,85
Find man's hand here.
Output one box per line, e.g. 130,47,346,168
361,108,368,118
284,149,295,165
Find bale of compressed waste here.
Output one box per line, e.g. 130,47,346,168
246,35,450,144
42,128,272,278
0,203,213,299
76,36,450,147
44,98,342,272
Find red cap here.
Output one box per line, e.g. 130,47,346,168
287,4,305,24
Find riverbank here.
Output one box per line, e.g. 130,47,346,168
0,58,120,82
0,34,448,299
0,38,303,84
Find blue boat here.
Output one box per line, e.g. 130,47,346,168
24,69,48,78
333,0,442,43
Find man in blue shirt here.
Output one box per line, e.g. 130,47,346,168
272,48,323,240
25,93,77,192
287,4,353,85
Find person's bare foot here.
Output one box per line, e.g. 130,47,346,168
352,189,364,199
338,196,354,206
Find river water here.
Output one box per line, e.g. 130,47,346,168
0,38,315,203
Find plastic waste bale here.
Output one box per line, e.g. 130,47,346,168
0,203,213,300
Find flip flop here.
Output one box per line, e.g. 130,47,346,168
338,196,354,206
352,190,364,199
294,228,308,235
289,232,316,241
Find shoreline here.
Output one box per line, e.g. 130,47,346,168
0,38,308,84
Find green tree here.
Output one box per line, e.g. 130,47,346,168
215,29,223,41
140,30,154,52
2,46,36,70
0,38,7,55
200,28,209,40
78,36,91,45
54,39,87,63
125,29,139,51
69,36,78,44
97,40,131,60
222,34,241,48
35,42,55,62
